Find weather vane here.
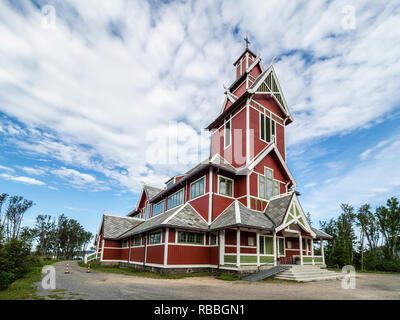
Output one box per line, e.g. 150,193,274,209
244,35,250,49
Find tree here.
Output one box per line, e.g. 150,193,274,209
1,195,34,241
376,197,400,259
33,215,56,257
306,212,312,226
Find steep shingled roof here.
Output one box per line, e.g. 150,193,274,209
102,214,143,239
264,193,294,226
118,203,208,239
210,201,274,231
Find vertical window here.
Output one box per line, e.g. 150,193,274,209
210,233,217,245
218,176,233,197
167,189,184,210
273,180,280,197
259,168,280,200
224,116,231,148
265,237,273,254
278,238,285,255
133,236,142,247
259,236,265,254
190,177,205,199
260,113,276,144
143,202,150,220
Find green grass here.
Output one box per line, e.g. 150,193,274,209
0,259,60,300
216,272,239,281
78,261,214,279
328,268,400,275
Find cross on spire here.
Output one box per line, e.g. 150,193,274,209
244,36,250,49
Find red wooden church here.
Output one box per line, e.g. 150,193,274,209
91,44,332,273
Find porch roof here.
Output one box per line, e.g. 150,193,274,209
210,201,275,231
264,193,294,226
117,203,208,239
311,227,333,240
102,214,143,239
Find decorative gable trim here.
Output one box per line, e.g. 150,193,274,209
275,193,316,237
248,66,293,122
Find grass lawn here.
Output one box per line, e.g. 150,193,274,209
78,261,215,279
0,259,60,300
216,272,239,281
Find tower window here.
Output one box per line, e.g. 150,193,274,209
224,116,231,148
258,168,280,200
260,113,276,144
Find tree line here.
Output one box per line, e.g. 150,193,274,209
319,196,400,272
0,193,92,290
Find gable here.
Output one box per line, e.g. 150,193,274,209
278,194,315,237
249,66,293,123
136,188,148,211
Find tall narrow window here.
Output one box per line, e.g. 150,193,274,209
260,113,276,144
224,116,231,148
259,168,278,200
190,177,205,199
265,168,273,200
218,176,233,197
143,202,150,220
273,180,280,197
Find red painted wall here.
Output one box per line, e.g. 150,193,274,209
146,245,164,264
168,245,214,265
131,247,145,263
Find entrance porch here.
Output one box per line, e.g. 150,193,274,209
218,227,326,271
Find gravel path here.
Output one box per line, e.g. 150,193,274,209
34,261,400,300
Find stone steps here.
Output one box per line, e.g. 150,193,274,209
274,265,343,282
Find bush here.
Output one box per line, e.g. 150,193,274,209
0,238,37,290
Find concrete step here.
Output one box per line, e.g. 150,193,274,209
275,274,343,282
274,265,342,282
278,272,337,278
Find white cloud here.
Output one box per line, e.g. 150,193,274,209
19,166,47,176
0,173,45,186
51,167,95,185
301,137,400,221
0,165,14,173
0,0,399,199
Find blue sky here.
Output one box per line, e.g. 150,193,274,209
0,0,400,235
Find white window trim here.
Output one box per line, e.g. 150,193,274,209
277,236,286,257
190,175,206,201
259,111,277,144
149,230,163,245
153,199,165,216
175,229,206,246
217,174,234,197
259,235,274,255
167,188,184,210
224,115,232,149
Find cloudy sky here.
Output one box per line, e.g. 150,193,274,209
0,0,399,235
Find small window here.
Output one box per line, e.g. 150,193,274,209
248,237,254,246
149,231,161,245
122,240,129,248
224,116,231,148
190,177,205,199
218,176,233,197
133,236,142,247
210,233,217,245
177,231,204,244
287,240,292,249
